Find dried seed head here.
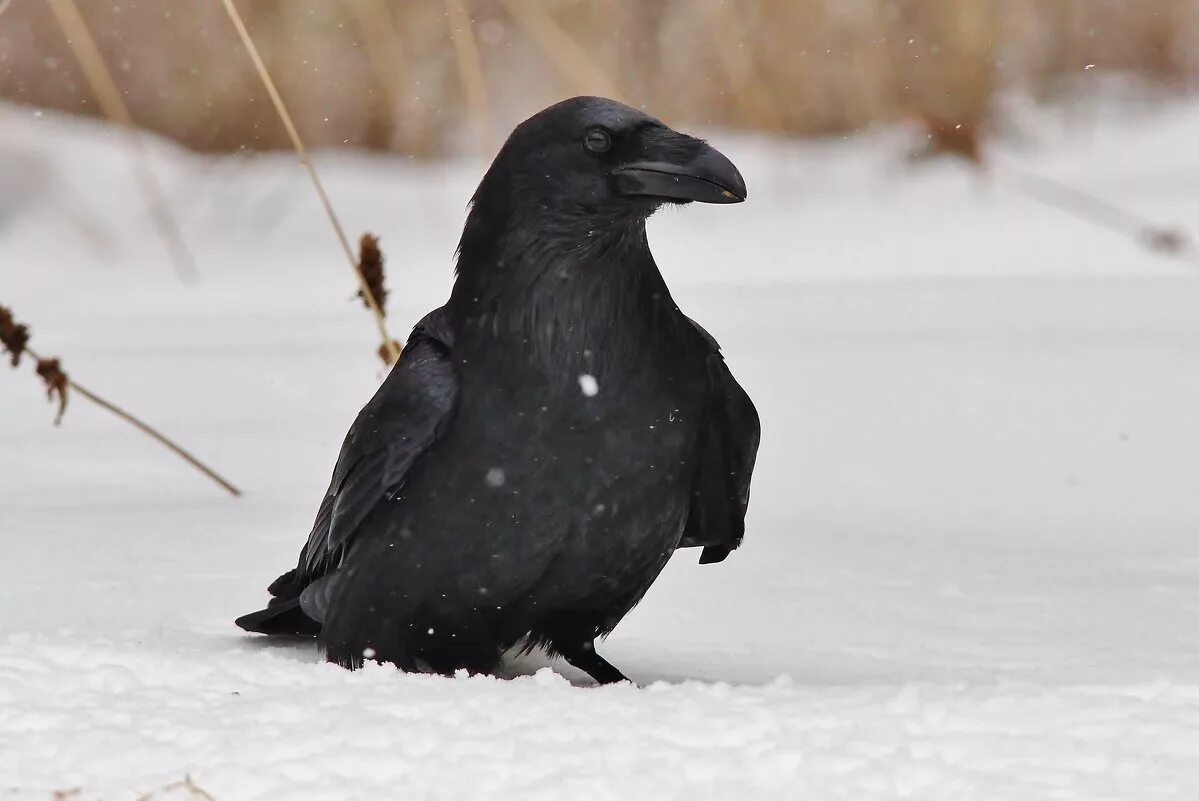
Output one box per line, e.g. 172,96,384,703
357,233,388,314
914,113,985,166
378,339,402,366
35,358,69,425
0,305,31,367
1142,227,1188,254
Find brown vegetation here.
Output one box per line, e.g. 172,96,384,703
44,0,199,282
1,1,1196,157
357,233,388,313
217,0,401,364
1,304,242,496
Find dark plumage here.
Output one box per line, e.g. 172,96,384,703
236,97,760,684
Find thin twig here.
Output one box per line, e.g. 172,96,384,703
133,774,218,801
71,374,242,497
497,0,622,100
444,0,491,156
219,0,402,365
45,0,199,283
997,163,1199,268
914,115,1198,269
3,304,241,497
26,344,242,497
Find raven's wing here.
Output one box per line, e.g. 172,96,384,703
237,308,457,634
679,321,760,564
299,307,458,582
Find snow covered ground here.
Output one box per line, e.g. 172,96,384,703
3,96,1199,799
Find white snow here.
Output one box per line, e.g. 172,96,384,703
3,96,1199,799
578,372,599,397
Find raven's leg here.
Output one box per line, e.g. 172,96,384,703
554,639,629,685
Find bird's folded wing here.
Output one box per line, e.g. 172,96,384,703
679,322,760,564
299,308,458,578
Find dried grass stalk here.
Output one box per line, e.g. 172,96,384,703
905,115,1197,266
445,0,491,155
999,165,1197,266
133,774,217,801
1,304,242,497
497,0,622,100
44,0,199,283
696,0,781,130
219,0,402,365
343,0,412,151
8,0,1199,154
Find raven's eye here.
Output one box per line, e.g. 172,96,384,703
583,127,612,154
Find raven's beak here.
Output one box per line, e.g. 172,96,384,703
614,137,747,204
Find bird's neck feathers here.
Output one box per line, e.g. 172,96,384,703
449,192,678,372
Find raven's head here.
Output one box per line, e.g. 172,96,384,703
467,97,746,229
453,98,745,317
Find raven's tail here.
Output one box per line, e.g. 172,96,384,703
235,568,321,636
235,598,321,636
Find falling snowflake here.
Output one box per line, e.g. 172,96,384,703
578,373,599,397
485,467,506,487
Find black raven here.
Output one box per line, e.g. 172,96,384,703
236,97,759,685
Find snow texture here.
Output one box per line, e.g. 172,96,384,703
3,96,1199,799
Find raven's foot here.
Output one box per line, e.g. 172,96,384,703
556,639,629,685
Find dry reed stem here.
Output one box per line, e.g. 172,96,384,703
1,305,242,497
444,0,491,155
696,0,781,130
219,0,402,365
343,0,411,140
998,165,1198,267
133,774,218,801
7,0,1198,153
913,117,1197,267
497,0,622,100
45,0,199,284
67,373,242,496
344,0,410,75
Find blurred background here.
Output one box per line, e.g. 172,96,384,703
6,6,1199,794
2,0,1197,157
